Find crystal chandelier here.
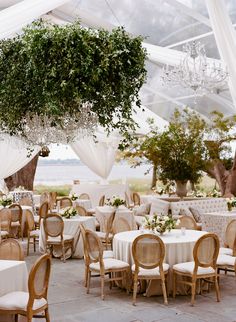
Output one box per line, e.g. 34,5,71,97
20,102,98,148
161,41,228,95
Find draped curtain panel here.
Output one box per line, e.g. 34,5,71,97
206,0,236,109
71,136,120,180
0,0,70,39
0,134,39,190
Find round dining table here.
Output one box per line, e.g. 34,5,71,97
113,229,207,295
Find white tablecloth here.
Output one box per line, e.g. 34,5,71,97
73,199,92,211
95,206,137,232
0,260,28,322
201,211,236,245
71,183,129,207
113,229,207,294
39,216,96,258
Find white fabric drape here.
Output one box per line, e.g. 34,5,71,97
0,0,70,39
71,135,120,180
206,0,236,109
0,134,39,190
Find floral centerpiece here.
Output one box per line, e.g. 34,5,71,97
69,193,78,201
207,188,221,198
0,194,13,207
105,195,125,208
188,190,206,198
61,207,77,219
143,214,178,235
226,197,236,211
14,186,25,192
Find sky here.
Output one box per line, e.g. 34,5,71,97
47,144,78,159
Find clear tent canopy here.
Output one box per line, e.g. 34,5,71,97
1,0,236,125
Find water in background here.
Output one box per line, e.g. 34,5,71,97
34,164,151,185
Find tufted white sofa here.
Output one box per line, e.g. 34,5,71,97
170,198,228,217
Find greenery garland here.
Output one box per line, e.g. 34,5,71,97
0,21,147,139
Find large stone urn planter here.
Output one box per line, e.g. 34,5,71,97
175,180,188,198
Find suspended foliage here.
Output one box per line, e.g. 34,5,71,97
0,20,147,137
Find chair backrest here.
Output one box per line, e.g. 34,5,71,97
133,192,141,206
132,233,165,270
177,215,198,230
125,192,130,208
19,196,32,207
43,214,64,238
79,193,90,200
49,192,57,210
27,254,51,309
99,195,105,207
76,205,87,216
80,223,89,262
112,217,132,235
39,201,49,223
85,229,103,265
26,210,36,231
59,197,72,209
0,208,11,232
193,233,219,270
0,238,24,260
225,219,236,256
40,192,50,205
9,203,22,223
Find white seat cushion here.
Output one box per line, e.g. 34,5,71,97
89,258,129,271
217,254,236,266
0,291,47,311
103,250,114,259
47,234,73,243
30,230,40,237
219,247,233,256
131,263,169,277
0,231,9,237
95,231,113,239
11,221,20,227
173,262,216,275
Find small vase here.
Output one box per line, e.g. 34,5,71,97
228,204,232,211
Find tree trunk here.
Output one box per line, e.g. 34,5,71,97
151,163,158,189
4,154,39,191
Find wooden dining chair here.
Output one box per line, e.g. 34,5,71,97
85,229,129,300
76,205,88,216
0,253,51,322
112,217,132,235
9,204,23,240
79,193,90,200
38,202,49,227
40,192,50,206
217,219,236,275
43,214,74,262
19,196,33,207
99,195,105,206
173,233,220,306
49,192,57,211
0,208,11,239
177,215,198,230
0,238,24,261
132,233,169,305
95,213,115,249
57,197,72,209
133,192,141,206
26,210,40,256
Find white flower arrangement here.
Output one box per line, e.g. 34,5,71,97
105,195,125,208
207,188,221,198
226,197,236,211
143,213,177,235
0,194,13,207
14,186,25,192
69,193,78,201
61,207,77,219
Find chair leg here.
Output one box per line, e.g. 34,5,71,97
14,314,18,322
172,271,176,298
132,274,138,306
45,307,50,322
27,236,30,256
161,274,168,305
62,244,66,263
101,274,105,300
84,265,89,287
191,278,197,306
87,271,91,294
33,238,36,252
215,275,220,302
